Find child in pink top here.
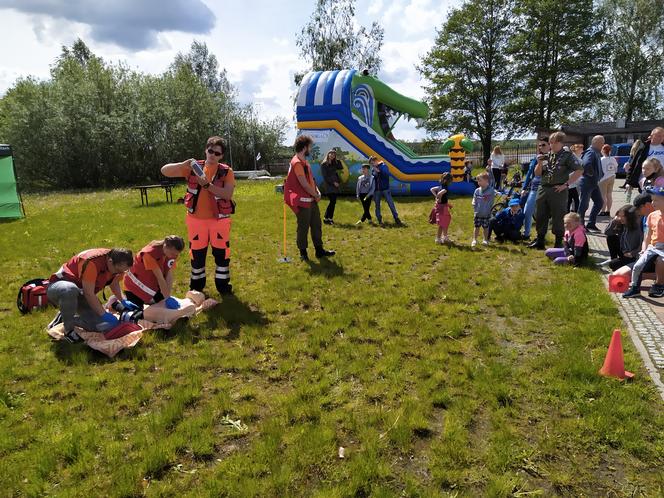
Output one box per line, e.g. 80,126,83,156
545,212,588,266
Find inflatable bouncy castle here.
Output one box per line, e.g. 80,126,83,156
295,70,476,195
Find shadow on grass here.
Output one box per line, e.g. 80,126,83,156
198,294,269,341
304,257,347,277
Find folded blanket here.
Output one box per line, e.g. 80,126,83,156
46,291,219,357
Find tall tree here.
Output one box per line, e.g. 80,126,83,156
170,40,234,96
419,0,514,164
295,0,384,83
600,0,664,121
506,0,605,131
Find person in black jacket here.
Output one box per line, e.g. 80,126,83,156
321,149,343,224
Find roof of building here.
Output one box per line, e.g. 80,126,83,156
537,120,664,136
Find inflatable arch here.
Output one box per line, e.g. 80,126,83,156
295,70,476,195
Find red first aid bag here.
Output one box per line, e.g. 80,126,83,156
17,278,50,314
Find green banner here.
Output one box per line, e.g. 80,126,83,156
0,155,24,218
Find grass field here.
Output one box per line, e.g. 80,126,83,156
1,181,663,497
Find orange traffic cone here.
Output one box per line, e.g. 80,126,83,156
608,274,630,293
599,329,634,380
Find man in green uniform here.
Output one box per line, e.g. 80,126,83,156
529,131,584,249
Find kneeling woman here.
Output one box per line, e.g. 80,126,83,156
124,236,185,310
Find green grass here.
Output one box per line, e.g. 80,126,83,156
1,181,663,497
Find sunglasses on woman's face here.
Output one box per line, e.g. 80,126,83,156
207,148,222,156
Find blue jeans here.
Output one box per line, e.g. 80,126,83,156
578,177,603,226
374,189,399,222
523,189,537,237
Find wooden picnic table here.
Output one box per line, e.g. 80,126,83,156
133,184,175,206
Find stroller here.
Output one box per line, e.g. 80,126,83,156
491,168,523,216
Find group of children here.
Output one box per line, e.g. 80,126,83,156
354,156,403,226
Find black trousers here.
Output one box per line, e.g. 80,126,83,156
492,168,502,189
359,194,372,221
489,219,521,241
606,234,621,260
567,187,579,212
608,256,636,271
324,193,338,220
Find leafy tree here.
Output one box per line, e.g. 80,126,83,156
170,40,234,96
506,0,606,131
0,40,289,190
599,0,664,121
419,0,514,164
295,0,384,83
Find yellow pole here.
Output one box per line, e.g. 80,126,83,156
283,202,287,258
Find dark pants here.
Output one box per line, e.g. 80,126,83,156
488,219,521,242
324,193,338,220
535,186,567,241
608,256,636,271
578,177,603,226
190,246,231,293
567,187,579,212
492,168,502,189
296,202,324,252
359,194,372,221
606,234,621,260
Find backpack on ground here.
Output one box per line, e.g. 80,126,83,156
17,278,50,314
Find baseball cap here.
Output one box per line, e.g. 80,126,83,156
646,186,664,197
508,198,521,207
633,193,653,207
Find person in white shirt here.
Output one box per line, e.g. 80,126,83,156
599,144,618,216
489,146,505,189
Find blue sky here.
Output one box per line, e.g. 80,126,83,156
0,0,460,142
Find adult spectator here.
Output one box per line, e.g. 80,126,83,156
490,146,505,189
283,135,336,261
599,144,618,216
521,138,550,240
577,135,605,231
47,248,134,343
528,131,583,249
625,127,664,192
320,149,343,225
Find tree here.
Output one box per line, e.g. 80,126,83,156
419,0,514,165
0,40,289,190
506,0,605,131
599,0,664,121
295,0,384,84
170,40,234,96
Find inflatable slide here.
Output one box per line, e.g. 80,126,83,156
295,69,476,195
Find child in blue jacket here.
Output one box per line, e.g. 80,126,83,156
489,198,525,242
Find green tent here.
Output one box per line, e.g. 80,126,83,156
0,145,24,218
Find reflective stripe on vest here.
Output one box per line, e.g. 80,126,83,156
126,271,157,297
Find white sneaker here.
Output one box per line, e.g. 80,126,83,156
471,239,477,247
435,237,443,244
482,240,489,246
355,220,363,225
442,236,452,244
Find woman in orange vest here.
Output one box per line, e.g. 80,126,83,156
47,248,134,342
161,136,235,295
284,134,336,261
123,236,185,310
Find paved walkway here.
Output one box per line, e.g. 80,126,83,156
585,183,664,399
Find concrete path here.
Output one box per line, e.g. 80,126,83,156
584,183,664,399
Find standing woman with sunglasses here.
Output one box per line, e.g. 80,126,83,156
161,136,236,295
